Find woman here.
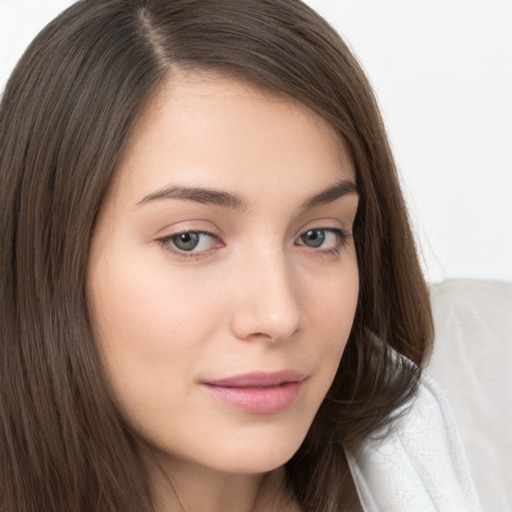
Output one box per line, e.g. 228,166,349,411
0,1,480,511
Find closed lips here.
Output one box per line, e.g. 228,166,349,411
201,371,306,414
202,370,306,388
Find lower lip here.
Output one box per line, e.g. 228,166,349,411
201,381,303,414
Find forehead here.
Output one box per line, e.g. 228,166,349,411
111,71,355,204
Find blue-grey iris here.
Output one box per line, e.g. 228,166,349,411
301,229,325,248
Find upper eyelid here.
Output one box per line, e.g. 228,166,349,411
157,224,350,241
155,221,220,239
157,229,218,244
293,219,351,239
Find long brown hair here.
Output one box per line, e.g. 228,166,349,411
0,1,433,510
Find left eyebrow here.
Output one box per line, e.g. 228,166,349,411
300,179,359,212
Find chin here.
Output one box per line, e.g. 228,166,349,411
201,426,308,475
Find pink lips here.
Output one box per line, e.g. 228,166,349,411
201,370,305,414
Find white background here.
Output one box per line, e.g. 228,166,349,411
1,0,511,283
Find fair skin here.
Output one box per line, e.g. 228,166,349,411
87,71,359,512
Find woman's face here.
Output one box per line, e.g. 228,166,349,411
87,73,359,475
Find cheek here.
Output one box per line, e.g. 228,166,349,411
86,248,225,423
87,261,219,440
89,248,221,355
307,258,359,334
301,260,359,385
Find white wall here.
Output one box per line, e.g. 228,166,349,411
1,0,511,283
305,1,512,284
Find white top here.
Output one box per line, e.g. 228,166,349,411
347,370,482,512
428,279,512,512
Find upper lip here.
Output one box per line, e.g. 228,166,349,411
202,370,306,388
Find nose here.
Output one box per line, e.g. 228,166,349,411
229,249,302,343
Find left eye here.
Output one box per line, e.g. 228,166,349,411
164,231,217,253
297,228,344,249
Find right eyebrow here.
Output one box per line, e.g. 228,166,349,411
134,185,249,212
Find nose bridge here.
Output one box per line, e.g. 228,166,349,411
230,243,302,342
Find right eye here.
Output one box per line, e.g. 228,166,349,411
157,230,221,257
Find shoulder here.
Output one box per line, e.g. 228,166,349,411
346,366,481,512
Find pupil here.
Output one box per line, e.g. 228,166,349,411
303,229,325,248
172,232,200,251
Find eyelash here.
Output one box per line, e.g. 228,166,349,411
156,227,350,261
156,229,220,261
